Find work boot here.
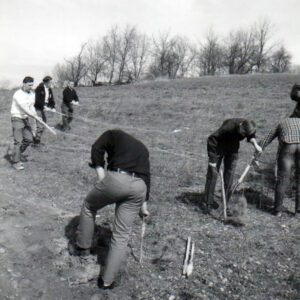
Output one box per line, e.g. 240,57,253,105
12,162,24,170
20,154,29,162
97,277,116,290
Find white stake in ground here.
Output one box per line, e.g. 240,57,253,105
183,236,195,277
219,168,227,221
139,216,146,264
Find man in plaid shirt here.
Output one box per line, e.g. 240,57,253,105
259,118,300,216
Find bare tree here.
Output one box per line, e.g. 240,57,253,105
171,36,196,78
128,33,149,81
270,45,291,73
102,26,120,84
115,25,137,83
224,29,256,74
85,39,107,86
149,33,194,79
252,18,273,72
196,29,223,76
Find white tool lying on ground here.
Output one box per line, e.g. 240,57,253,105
183,236,195,277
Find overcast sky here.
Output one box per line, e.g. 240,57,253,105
0,0,299,87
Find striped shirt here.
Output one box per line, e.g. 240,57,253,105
260,118,300,149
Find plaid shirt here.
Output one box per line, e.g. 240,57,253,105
260,118,300,149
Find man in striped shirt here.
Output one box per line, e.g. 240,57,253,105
259,118,300,216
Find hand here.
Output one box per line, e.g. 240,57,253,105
255,144,262,153
209,162,217,168
139,202,150,217
253,160,260,167
44,106,50,112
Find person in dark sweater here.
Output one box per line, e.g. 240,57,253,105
60,80,79,131
290,83,300,118
34,76,55,145
204,118,262,212
69,129,150,289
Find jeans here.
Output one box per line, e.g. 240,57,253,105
76,170,147,284
274,143,300,212
61,102,73,129
11,117,33,163
204,153,239,205
35,109,47,142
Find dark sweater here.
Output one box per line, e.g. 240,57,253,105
63,87,79,107
90,129,151,200
34,83,55,110
207,118,255,162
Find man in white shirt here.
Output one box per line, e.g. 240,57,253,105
9,76,42,170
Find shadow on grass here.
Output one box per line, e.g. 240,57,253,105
234,188,274,213
65,216,112,266
175,191,207,212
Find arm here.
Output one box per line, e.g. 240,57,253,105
249,137,262,153
259,126,279,151
89,130,113,169
47,88,55,109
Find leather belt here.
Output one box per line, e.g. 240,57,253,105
111,168,135,177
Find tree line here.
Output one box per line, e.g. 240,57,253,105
53,19,292,87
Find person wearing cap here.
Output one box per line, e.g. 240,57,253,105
204,118,262,212
68,129,150,289
9,77,42,170
290,83,300,118
34,76,55,145
59,80,79,131
259,118,300,216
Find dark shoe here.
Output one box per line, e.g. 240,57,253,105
68,242,90,256
208,201,219,210
20,154,29,162
97,277,116,290
33,139,40,147
271,210,282,217
4,153,12,163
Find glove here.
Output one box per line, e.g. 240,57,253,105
71,101,79,106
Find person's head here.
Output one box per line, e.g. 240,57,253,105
238,120,256,137
22,76,34,92
69,81,74,88
43,76,52,88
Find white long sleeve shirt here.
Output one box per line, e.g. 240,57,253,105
11,89,36,119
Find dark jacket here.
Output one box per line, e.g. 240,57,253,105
34,83,55,110
62,87,79,108
207,118,256,163
90,129,151,200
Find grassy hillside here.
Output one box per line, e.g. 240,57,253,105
0,73,299,299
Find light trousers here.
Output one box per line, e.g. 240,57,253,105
77,171,147,284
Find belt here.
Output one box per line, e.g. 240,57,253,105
111,168,135,177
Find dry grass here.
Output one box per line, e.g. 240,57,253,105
0,73,299,299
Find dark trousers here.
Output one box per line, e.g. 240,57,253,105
274,143,300,212
35,109,47,142
11,117,33,163
61,102,73,129
204,153,239,205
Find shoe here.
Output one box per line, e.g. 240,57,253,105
68,242,90,256
97,277,115,290
20,154,29,162
208,201,219,210
271,210,282,217
12,162,24,170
